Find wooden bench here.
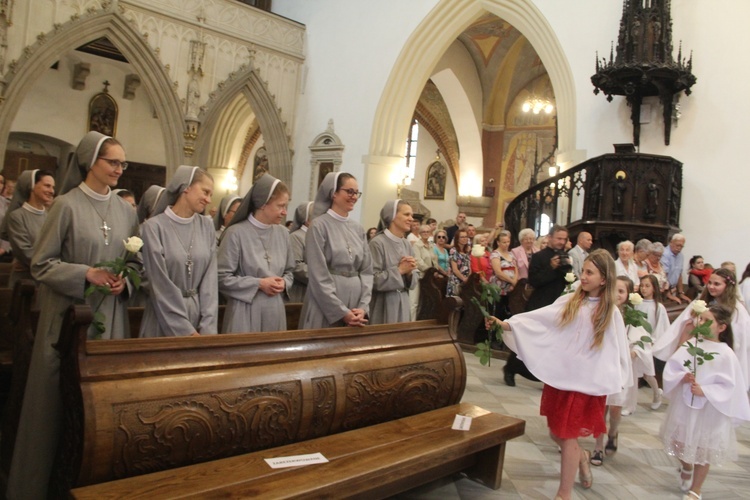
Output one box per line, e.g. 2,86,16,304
70,402,525,499
51,299,521,496
0,262,11,288
416,266,448,320
127,302,303,337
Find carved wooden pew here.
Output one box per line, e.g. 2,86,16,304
416,267,448,320
0,262,11,288
126,302,303,338
54,303,525,497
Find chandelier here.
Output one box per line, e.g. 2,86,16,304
522,97,554,115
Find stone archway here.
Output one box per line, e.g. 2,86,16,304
362,0,582,225
0,8,184,169
195,67,293,191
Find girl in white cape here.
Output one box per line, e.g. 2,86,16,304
660,304,750,500
489,249,630,500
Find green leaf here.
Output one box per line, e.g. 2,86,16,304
84,285,97,298
683,360,692,368
640,335,653,344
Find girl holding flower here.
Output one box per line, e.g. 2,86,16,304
660,304,750,499
140,166,218,337
654,268,750,390
488,250,631,499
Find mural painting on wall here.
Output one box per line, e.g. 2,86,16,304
425,161,446,200
88,81,118,137
318,162,334,188
502,132,534,195
253,147,269,181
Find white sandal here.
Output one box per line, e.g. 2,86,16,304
682,491,701,500
679,466,693,492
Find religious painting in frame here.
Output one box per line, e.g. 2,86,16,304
253,146,269,181
424,161,446,200
88,90,118,137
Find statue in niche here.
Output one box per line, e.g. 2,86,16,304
611,173,627,216
645,181,659,219
186,74,201,119
253,147,269,181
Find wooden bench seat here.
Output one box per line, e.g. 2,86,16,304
70,402,525,499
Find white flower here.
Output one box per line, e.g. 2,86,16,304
691,299,708,315
471,244,486,258
565,272,576,283
629,293,643,306
123,236,144,253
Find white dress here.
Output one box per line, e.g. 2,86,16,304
660,341,750,465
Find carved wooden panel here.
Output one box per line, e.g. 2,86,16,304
342,359,456,430
112,382,302,478
308,376,336,439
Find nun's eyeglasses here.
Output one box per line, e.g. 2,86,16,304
98,157,129,171
338,188,362,198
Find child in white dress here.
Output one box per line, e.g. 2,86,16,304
660,304,750,500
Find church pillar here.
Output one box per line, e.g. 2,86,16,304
482,125,505,228
361,155,402,229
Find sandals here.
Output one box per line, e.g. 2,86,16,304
682,491,701,500
579,449,593,489
605,433,618,455
679,466,694,492
590,449,604,466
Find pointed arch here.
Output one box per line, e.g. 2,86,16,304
0,9,184,170
195,67,293,190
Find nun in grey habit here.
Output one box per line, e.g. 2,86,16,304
288,201,312,303
368,200,419,324
217,173,294,333
8,131,140,500
136,184,165,224
139,166,218,337
213,194,242,242
300,172,373,329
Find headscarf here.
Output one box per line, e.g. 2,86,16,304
152,165,198,217
227,173,281,229
311,171,342,219
57,131,111,195
0,169,38,240
136,185,165,224
290,201,313,232
376,199,402,233
213,194,242,231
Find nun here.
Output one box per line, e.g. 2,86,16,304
368,200,419,324
139,166,218,337
217,173,294,333
288,201,312,303
136,184,165,224
300,172,373,329
8,131,140,500
0,169,55,287
213,194,241,242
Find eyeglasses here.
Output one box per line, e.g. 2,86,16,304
338,188,362,198
98,157,129,171
436,235,447,240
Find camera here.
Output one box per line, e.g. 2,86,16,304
554,250,572,270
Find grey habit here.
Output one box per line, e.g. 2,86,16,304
213,194,241,241
368,200,418,324
288,201,312,303
136,184,165,224
139,166,218,337
300,172,373,328
8,132,140,500
218,173,294,333
2,170,47,287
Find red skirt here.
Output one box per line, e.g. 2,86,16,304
540,384,606,439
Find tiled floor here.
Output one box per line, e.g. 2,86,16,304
396,352,750,499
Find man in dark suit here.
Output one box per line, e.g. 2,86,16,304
503,224,573,386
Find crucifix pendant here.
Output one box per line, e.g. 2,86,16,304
346,243,353,260
100,220,111,246
186,257,194,278
264,252,271,266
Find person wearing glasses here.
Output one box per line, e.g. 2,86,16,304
8,131,140,499
301,172,373,328
432,230,451,278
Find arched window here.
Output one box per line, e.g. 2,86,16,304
404,119,419,180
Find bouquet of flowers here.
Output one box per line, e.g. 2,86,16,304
84,236,143,337
623,292,653,348
682,300,719,406
471,281,503,366
562,272,576,295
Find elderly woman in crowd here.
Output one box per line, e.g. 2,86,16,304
432,229,451,278
646,241,670,293
1,169,55,287
634,238,651,278
9,131,140,499
614,240,639,287
140,166,218,337
213,194,241,242
218,173,294,333
300,172,373,329
369,200,418,324
510,228,537,281
288,201,313,303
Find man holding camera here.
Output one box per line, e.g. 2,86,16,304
503,224,573,386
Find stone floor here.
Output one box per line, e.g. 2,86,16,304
395,352,750,500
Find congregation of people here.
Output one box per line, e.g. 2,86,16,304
1,131,749,500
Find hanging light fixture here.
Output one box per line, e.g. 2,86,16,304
522,97,555,115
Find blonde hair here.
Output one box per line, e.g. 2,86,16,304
559,249,617,349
